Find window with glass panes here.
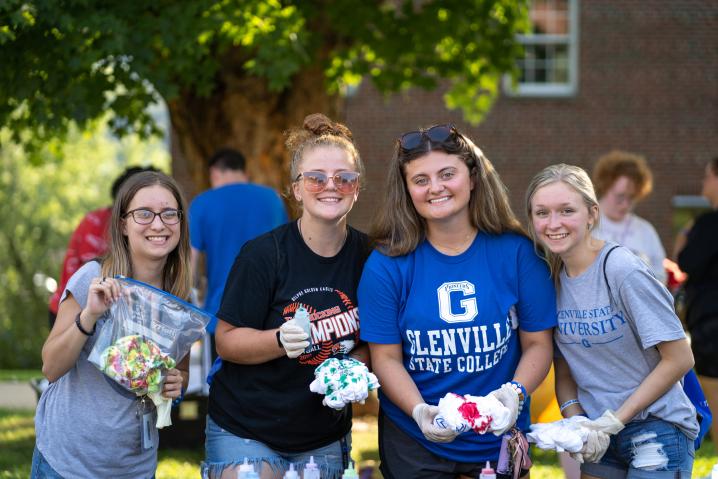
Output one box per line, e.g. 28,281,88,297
508,0,578,96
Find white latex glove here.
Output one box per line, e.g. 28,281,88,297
412,403,459,443
487,384,519,436
570,429,611,463
583,410,625,435
279,320,309,358
149,391,173,428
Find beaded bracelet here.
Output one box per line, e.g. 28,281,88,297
505,381,526,414
559,398,581,413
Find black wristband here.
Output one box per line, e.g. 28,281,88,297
75,312,96,336
275,329,283,348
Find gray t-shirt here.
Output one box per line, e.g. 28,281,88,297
35,261,158,479
555,242,698,439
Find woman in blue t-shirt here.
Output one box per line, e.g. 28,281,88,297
358,125,556,478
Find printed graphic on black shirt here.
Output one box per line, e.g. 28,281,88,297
284,286,359,366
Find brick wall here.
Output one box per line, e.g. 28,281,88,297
344,0,718,254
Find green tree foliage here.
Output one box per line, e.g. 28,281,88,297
0,1,529,188
0,121,169,368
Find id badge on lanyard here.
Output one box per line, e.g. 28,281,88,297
137,396,156,450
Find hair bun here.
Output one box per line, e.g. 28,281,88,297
303,113,353,141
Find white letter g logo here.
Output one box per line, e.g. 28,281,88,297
437,281,478,323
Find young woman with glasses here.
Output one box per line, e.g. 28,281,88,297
358,125,556,478
202,114,370,479
33,171,191,479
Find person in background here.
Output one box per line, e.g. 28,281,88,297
677,156,718,454
526,163,696,478
359,124,556,478
189,147,288,356
48,166,158,328
202,114,370,479
592,150,667,283
34,171,191,478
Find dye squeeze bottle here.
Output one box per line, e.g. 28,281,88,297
283,464,299,479
711,462,718,479
303,456,320,479
293,306,312,344
480,461,497,479
237,458,255,479
342,461,359,479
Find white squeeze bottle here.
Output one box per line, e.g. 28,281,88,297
711,462,718,479
342,461,358,479
303,456,321,479
283,463,299,479
237,458,255,479
294,305,312,342
480,461,497,479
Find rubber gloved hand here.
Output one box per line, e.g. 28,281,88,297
279,320,309,358
487,384,519,436
583,410,625,435
412,403,459,443
570,429,611,463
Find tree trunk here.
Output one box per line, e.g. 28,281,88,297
167,59,342,211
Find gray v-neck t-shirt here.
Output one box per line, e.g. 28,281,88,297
35,261,158,478
555,243,698,439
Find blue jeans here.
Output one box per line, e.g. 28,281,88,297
202,416,351,479
31,446,156,479
581,417,694,478
30,447,64,479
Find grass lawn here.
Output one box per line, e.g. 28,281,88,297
0,370,43,382
1,408,716,478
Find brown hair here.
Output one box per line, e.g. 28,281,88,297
525,163,600,288
371,126,525,257
592,150,653,200
709,157,718,176
101,171,191,300
285,113,364,188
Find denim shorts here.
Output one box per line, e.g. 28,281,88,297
581,417,694,478
30,447,64,479
202,416,351,479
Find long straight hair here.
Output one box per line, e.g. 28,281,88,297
101,171,191,300
525,163,600,287
371,128,524,256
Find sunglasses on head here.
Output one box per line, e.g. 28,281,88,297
398,124,457,151
295,171,361,194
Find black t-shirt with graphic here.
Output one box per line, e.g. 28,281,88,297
209,221,370,452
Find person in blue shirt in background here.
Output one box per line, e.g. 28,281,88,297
189,148,288,358
358,124,556,478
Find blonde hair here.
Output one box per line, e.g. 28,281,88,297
592,150,653,200
101,171,191,300
525,163,599,286
372,126,525,256
285,113,363,188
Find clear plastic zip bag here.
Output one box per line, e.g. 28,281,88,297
88,277,212,426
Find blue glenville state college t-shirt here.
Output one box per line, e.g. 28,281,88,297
359,233,556,462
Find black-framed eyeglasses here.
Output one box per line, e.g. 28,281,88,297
124,208,182,225
294,171,361,194
398,124,457,151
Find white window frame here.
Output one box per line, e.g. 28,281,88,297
504,0,579,97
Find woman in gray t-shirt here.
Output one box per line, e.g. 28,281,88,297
33,171,192,479
525,164,697,478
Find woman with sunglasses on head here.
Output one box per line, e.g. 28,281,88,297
202,114,370,479
358,125,556,478
526,164,696,478
33,171,191,479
